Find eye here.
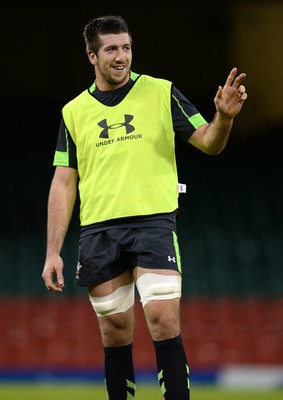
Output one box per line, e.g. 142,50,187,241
105,46,115,53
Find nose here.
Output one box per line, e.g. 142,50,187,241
115,48,126,61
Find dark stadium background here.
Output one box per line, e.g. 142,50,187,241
1,1,282,387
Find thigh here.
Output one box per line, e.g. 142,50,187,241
88,269,134,297
134,266,180,279
88,271,135,347
134,267,182,341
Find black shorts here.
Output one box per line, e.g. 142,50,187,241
75,227,182,286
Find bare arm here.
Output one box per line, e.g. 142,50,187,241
188,67,248,155
42,166,78,292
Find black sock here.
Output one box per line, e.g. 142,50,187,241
153,335,190,399
104,343,136,399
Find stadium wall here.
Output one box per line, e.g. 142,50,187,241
0,297,282,387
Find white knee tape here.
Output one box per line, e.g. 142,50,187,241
136,273,182,307
89,283,135,317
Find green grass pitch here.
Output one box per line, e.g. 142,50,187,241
0,384,282,399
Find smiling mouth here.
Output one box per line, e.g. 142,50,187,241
113,66,126,70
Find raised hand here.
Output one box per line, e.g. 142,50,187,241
214,67,248,119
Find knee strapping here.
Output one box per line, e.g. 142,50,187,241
136,273,182,307
89,283,135,317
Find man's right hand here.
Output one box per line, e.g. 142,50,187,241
42,254,65,292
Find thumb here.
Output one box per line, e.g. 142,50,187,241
57,273,65,286
215,85,223,99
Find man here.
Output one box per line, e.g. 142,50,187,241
42,15,247,400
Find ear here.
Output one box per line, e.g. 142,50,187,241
87,50,97,66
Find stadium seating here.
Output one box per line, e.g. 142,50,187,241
0,148,282,376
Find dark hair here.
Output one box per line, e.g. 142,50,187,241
83,15,132,54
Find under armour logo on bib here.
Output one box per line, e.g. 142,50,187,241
98,115,135,138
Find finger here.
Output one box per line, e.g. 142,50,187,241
239,84,246,94
55,281,65,289
224,67,237,87
43,273,63,292
46,282,63,292
232,73,247,88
